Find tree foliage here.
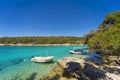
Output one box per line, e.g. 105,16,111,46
86,11,120,55
0,36,84,44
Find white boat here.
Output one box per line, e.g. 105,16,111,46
31,56,54,62
69,47,83,54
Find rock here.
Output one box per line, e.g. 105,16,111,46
50,74,60,80
115,60,120,65
83,63,107,80
62,61,82,78
57,57,85,69
103,66,120,75
41,57,120,80
60,77,77,80
60,58,110,80
108,56,120,61
102,56,120,66
106,72,120,80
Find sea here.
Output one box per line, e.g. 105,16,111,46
0,45,100,80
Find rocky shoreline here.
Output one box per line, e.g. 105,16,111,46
40,57,120,80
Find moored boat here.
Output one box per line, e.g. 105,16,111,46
69,47,83,54
31,56,54,62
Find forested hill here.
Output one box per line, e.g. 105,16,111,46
86,11,120,55
0,36,84,44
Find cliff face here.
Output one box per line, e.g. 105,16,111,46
40,57,120,80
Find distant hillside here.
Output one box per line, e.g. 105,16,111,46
86,11,120,55
0,36,84,44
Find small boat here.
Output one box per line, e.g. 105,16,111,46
69,47,83,54
31,56,54,62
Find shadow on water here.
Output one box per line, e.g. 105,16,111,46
34,60,55,64
0,58,24,71
10,58,23,66
11,75,22,80
26,72,37,80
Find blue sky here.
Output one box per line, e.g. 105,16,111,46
0,0,120,37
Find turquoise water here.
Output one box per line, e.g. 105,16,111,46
0,45,88,80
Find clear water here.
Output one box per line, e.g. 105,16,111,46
0,45,89,80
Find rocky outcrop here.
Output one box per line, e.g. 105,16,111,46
101,56,120,66
40,57,120,80
61,62,110,80
83,63,106,80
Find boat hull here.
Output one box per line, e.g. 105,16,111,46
69,51,82,54
31,56,54,63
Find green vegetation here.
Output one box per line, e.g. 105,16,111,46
0,36,84,44
86,11,120,55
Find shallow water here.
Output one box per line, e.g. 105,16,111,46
0,45,89,80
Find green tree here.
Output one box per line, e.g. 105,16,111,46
87,11,120,55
